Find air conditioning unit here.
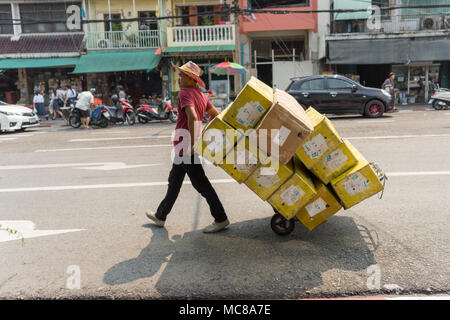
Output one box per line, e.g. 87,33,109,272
420,16,440,30
97,39,111,49
444,16,450,29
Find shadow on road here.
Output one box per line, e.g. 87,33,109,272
103,216,377,299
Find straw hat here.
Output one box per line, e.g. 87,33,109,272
171,61,206,88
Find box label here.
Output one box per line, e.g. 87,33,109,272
303,134,328,159
273,125,291,147
344,173,369,196
280,184,304,206
305,197,327,218
254,168,280,188
325,149,348,172
236,101,265,128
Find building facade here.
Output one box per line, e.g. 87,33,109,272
239,0,330,91
327,0,450,104
0,0,84,105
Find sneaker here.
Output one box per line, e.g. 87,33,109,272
145,210,165,227
203,219,230,233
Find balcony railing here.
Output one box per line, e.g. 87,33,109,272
85,30,160,50
330,14,450,35
167,24,234,46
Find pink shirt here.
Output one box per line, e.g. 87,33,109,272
173,87,213,155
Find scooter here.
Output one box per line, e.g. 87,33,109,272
136,98,177,123
68,104,109,128
428,87,450,110
103,96,136,125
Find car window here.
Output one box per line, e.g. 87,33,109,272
287,80,301,91
328,79,353,90
300,79,325,91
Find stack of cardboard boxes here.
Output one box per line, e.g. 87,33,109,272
194,76,385,231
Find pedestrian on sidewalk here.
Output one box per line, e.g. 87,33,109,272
53,86,66,120
145,61,230,233
75,88,95,129
382,72,399,113
66,84,78,107
32,89,49,121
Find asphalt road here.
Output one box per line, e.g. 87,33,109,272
0,110,449,299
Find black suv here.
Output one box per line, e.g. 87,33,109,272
286,75,394,117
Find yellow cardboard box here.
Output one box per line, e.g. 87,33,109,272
295,107,343,169
217,136,264,183
222,76,274,133
244,158,295,201
330,143,384,209
309,139,359,184
268,158,317,220
252,89,314,164
295,180,343,231
194,113,243,165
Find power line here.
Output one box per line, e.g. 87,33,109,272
2,4,450,26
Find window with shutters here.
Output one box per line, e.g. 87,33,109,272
20,2,82,33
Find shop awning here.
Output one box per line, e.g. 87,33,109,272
0,57,80,69
333,0,371,21
164,45,235,53
328,36,450,64
71,50,161,74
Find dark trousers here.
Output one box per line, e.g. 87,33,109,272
155,154,228,223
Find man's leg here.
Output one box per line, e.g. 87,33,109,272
183,155,228,224
154,161,186,221
80,117,86,128
85,116,90,128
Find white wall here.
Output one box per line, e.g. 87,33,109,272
272,60,314,90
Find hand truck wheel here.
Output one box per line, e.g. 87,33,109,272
271,212,295,236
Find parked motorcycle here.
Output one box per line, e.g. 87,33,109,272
103,95,136,125
136,98,177,123
68,104,109,128
428,87,450,110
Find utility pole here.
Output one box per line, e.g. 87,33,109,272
232,0,242,93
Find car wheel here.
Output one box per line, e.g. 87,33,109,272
364,100,384,118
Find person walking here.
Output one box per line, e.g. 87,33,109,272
75,88,95,129
32,89,48,121
145,61,230,233
382,72,398,113
53,86,66,120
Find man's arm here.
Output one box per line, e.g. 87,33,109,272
184,105,199,155
206,105,219,119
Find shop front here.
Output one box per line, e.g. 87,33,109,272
0,57,81,106
71,50,163,106
328,36,450,104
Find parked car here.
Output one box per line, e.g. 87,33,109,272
286,75,394,118
0,101,39,132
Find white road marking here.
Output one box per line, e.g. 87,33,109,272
0,138,17,141
35,144,173,153
0,162,159,171
386,171,450,177
347,133,450,140
69,135,172,142
0,220,84,243
0,179,236,193
0,171,449,193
